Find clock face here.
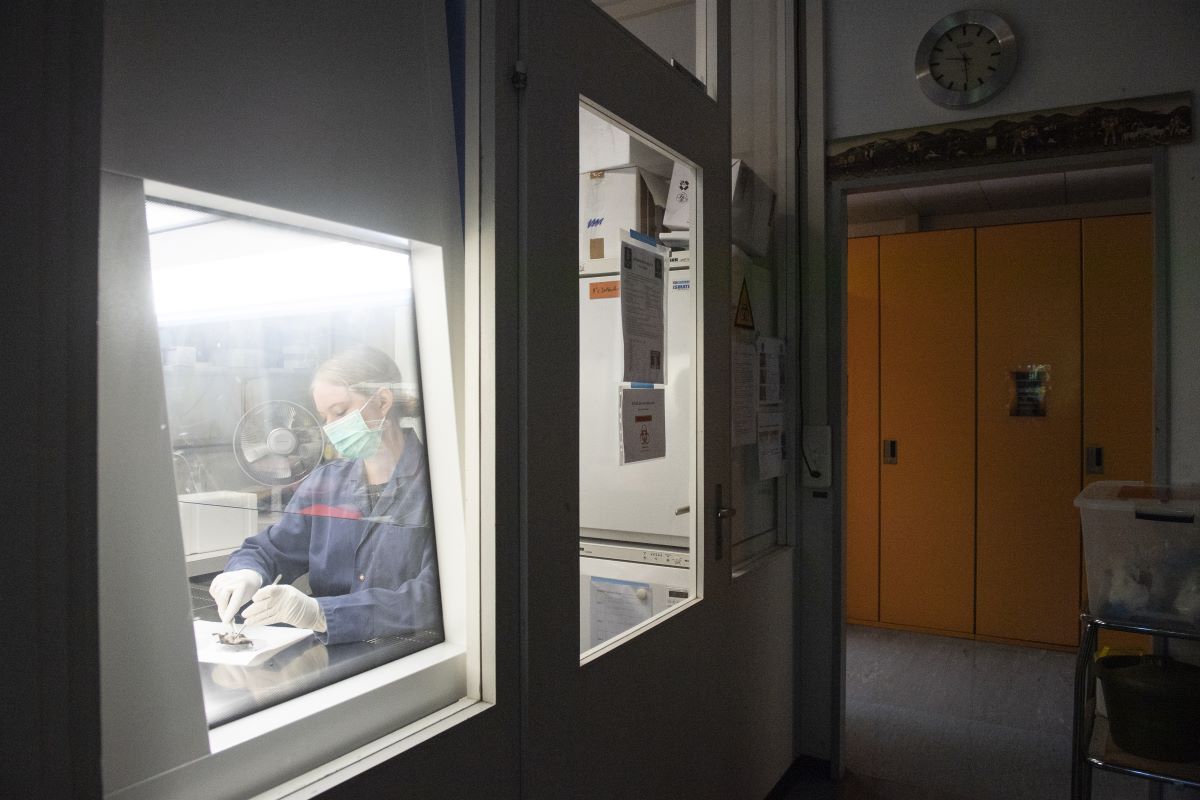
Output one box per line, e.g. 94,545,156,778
928,23,1002,94
915,11,1017,108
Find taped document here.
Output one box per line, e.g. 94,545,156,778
590,577,653,646
620,230,669,384
732,340,758,446
620,386,666,464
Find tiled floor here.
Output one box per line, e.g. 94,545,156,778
775,625,1200,799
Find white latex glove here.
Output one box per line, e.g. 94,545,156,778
209,569,263,625
243,584,327,632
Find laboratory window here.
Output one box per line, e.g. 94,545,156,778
152,197,445,721
578,102,701,658
96,5,482,794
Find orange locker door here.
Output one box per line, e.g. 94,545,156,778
1082,214,1154,488
879,229,975,634
847,236,880,623
1083,214,1154,651
976,220,1081,647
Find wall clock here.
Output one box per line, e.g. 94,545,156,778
914,10,1017,108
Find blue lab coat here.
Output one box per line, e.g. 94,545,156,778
225,428,443,645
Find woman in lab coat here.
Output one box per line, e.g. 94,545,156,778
209,345,442,645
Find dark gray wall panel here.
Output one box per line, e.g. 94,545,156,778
102,1,460,248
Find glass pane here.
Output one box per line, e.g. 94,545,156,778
146,199,443,725
578,102,698,655
729,0,785,566
592,0,704,87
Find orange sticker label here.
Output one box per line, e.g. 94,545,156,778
589,280,620,299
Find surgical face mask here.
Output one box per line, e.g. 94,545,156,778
323,396,386,459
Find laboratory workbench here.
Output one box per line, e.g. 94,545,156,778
189,573,441,727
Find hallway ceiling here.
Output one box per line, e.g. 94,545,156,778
846,163,1152,224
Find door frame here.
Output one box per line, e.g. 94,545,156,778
826,146,1171,773
516,0,736,796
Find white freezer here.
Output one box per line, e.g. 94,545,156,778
578,266,694,547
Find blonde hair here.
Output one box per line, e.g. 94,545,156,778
313,344,420,421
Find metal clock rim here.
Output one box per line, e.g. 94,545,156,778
914,9,1017,108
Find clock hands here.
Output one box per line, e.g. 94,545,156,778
944,52,971,87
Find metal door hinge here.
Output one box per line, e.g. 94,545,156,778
511,61,527,90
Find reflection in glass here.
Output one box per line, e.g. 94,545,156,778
147,200,443,725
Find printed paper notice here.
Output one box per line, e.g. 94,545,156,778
620,231,668,384
620,387,666,464
590,577,653,647
732,340,758,446
757,409,785,479
758,337,783,405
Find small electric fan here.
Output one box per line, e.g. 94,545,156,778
233,401,325,504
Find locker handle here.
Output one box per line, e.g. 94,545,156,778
1086,445,1104,475
882,439,898,465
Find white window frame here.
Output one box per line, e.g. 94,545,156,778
99,178,494,800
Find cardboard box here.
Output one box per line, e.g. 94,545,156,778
579,105,674,177
731,159,776,257
662,159,776,256
579,168,668,274
662,161,695,230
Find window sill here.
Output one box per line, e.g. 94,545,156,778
110,644,470,800
267,697,494,799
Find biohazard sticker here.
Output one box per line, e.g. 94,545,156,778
619,386,666,464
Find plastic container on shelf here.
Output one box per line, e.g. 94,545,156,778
1095,653,1200,762
1076,481,1200,630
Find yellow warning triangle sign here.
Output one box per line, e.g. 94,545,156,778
734,278,755,329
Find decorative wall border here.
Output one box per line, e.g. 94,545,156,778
827,92,1191,179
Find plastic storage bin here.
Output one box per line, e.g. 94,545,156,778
1075,481,1200,630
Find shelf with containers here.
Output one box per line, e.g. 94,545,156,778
1071,482,1200,800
